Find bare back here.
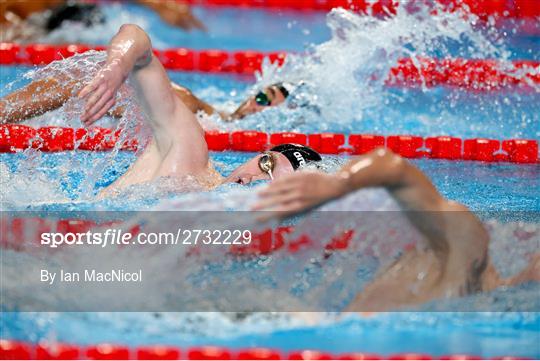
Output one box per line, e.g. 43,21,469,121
345,201,489,311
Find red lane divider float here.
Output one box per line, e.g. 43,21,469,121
1,125,537,164
183,0,540,20
1,43,539,90
0,339,522,360
0,125,137,153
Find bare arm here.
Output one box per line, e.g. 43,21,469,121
81,24,209,190
171,83,216,116
254,148,488,262
135,0,205,31
0,78,74,123
0,77,125,124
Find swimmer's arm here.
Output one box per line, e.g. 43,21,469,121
0,78,73,124
79,23,155,125
171,83,218,116
336,148,488,258
256,148,488,260
255,148,445,221
135,0,205,31
0,78,124,124
80,24,208,173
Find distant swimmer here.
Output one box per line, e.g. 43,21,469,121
253,148,540,311
0,75,291,124
0,0,204,43
46,24,321,195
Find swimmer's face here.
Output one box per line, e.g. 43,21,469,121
230,84,288,120
225,151,294,185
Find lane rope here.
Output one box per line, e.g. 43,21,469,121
183,0,540,20
0,339,525,360
1,125,537,164
1,43,539,90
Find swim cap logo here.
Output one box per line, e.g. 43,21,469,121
293,151,306,167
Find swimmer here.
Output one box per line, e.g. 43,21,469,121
253,148,540,311
0,0,204,42
0,74,290,124
60,24,319,194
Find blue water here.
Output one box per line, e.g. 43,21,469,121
1,66,539,138
1,3,540,359
41,2,540,58
1,151,539,212
1,312,539,358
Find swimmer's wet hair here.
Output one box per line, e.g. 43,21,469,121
270,143,322,170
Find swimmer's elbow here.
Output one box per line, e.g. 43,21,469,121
372,147,402,164
118,24,151,47
119,23,145,35
370,147,408,182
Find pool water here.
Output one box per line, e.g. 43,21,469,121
2,66,539,139
1,151,539,212
1,2,539,359
2,312,539,358
38,3,539,57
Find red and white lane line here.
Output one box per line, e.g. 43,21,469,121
1,43,539,90
1,125,537,164
0,339,525,360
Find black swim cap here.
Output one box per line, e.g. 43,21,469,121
46,3,105,31
270,143,322,170
274,82,290,98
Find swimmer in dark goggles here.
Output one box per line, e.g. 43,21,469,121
254,84,290,107
255,91,272,107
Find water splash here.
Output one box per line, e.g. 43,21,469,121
1,187,538,314
0,4,538,343
205,5,538,136
1,50,153,202
37,3,152,46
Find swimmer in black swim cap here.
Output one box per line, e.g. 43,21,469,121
0,0,204,43
225,143,322,185
46,2,105,31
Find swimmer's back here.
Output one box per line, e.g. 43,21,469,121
345,200,490,312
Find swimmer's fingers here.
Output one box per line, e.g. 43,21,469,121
78,81,99,99
81,85,111,124
257,177,300,197
86,98,116,125
84,88,115,123
255,172,346,219
83,83,108,111
252,189,303,211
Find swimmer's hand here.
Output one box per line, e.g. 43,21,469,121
151,1,206,31
252,172,349,220
79,61,126,125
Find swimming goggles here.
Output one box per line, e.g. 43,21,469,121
258,151,276,179
255,91,272,106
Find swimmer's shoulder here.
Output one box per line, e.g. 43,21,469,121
442,200,488,242
438,199,490,292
